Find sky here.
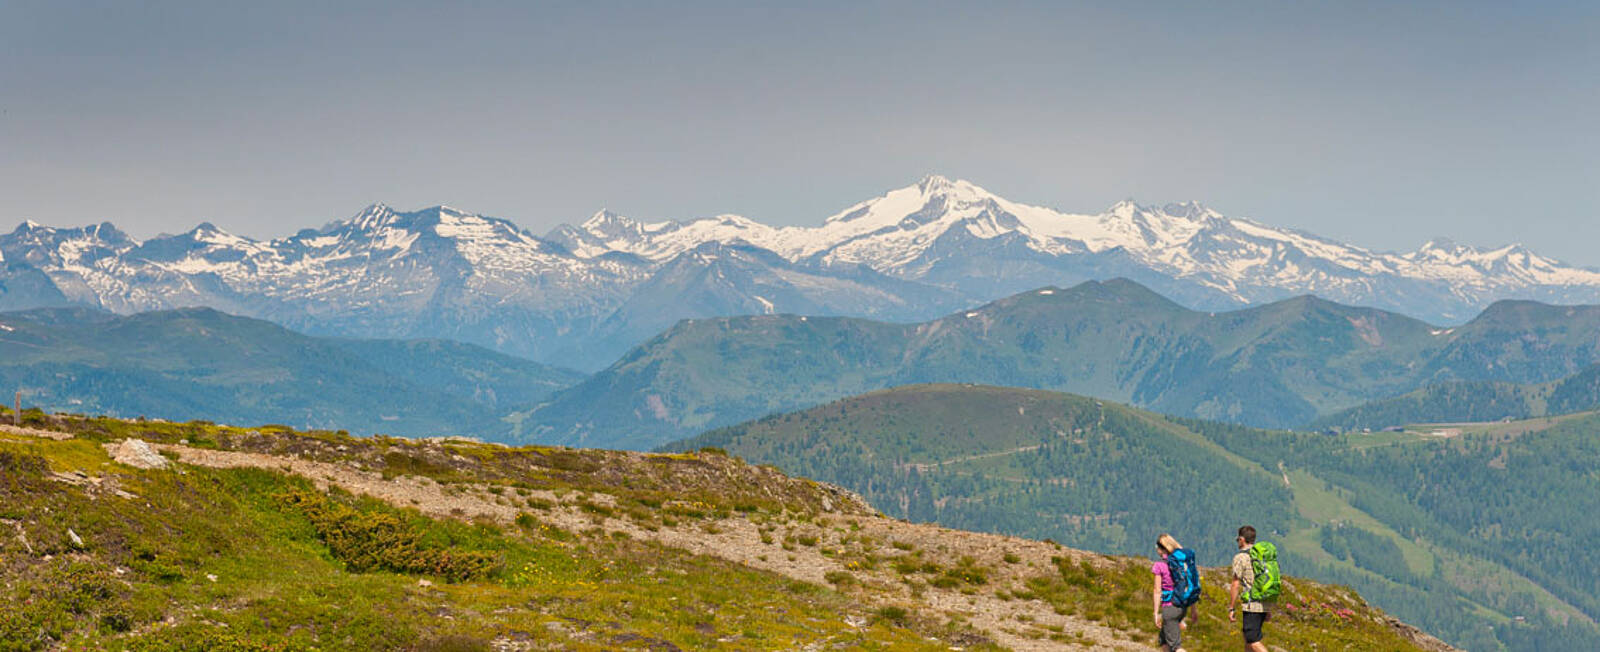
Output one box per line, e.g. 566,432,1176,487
2,1,1597,263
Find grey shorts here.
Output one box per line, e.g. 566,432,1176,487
1159,604,1187,648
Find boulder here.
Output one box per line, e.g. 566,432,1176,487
107,439,170,470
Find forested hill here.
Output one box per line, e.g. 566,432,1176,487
1311,363,1600,431
670,384,1600,651
522,279,1600,450
676,384,1292,563
0,307,582,436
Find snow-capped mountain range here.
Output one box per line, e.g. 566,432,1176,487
4,175,1598,370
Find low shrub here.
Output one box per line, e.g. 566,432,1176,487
275,490,497,581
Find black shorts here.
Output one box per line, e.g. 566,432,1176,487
1242,610,1268,644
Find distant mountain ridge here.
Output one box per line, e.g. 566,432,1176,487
7,176,1600,369
1310,363,1600,431
0,306,581,435
518,279,1600,449
544,176,1600,320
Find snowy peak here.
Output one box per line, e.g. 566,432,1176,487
4,221,136,248
532,177,1600,306
182,222,256,248
580,209,650,237
0,220,139,269
1411,238,1474,261
1403,238,1582,284
551,208,779,263
915,174,988,199
823,175,996,228
1158,201,1222,221
1409,238,1542,267
343,203,400,232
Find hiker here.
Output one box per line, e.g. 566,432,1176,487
1228,525,1280,652
1152,533,1200,652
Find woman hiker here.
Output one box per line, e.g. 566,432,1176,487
1152,533,1197,652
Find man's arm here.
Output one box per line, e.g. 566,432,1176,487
1228,577,1241,622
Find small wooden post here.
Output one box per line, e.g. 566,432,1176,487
13,391,19,426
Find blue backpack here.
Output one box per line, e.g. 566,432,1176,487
1164,548,1203,607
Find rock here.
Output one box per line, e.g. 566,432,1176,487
107,439,170,469
206,574,218,582
67,528,84,548
417,579,433,587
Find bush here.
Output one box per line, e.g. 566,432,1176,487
0,450,48,476
276,490,498,581
416,634,492,652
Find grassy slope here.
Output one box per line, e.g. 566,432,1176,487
0,307,580,437
0,408,1445,651
673,384,1595,651
0,418,948,651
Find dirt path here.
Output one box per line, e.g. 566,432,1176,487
896,444,1043,473
0,424,75,441
159,443,1144,651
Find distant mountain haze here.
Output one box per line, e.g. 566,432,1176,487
521,279,1600,449
0,306,581,436
5,176,1599,371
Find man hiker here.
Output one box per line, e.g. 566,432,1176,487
1228,524,1279,652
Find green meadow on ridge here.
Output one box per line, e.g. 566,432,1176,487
1,406,1450,651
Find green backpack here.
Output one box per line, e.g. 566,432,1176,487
1244,541,1281,602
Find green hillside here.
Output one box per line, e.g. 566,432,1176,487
676,384,1292,563
671,384,1600,651
1313,363,1600,431
0,409,1450,651
521,279,1600,449
0,307,581,437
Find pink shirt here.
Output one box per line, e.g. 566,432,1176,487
1152,559,1174,607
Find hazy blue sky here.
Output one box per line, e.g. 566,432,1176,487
3,1,1596,262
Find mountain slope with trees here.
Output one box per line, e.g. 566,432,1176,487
671,384,1600,651
524,279,1600,449
1312,363,1600,431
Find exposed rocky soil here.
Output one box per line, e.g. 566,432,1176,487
158,442,1143,650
